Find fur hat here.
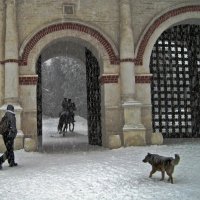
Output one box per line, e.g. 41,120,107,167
7,104,14,112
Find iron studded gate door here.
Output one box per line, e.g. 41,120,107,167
37,55,42,138
85,48,102,145
150,25,200,138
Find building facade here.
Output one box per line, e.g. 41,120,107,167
0,0,200,151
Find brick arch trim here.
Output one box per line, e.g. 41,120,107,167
135,5,200,65
20,22,119,66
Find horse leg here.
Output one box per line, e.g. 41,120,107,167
62,121,66,131
66,121,68,132
62,120,68,135
58,120,63,134
69,122,74,132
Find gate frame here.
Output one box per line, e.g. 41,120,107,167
149,24,200,138
135,4,200,68
19,20,120,149
133,4,200,142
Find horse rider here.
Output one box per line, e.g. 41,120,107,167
66,99,76,122
61,97,68,112
61,98,76,122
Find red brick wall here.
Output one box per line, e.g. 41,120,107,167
100,74,152,84
100,75,119,84
135,75,152,83
19,76,38,85
19,22,120,65
18,74,152,85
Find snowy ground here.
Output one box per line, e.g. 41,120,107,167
42,116,95,153
0,117,200,200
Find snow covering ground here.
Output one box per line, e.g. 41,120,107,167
0,117,200,200
42,116,93,153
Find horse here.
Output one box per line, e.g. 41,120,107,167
57,111,74,136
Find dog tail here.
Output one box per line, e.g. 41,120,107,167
172,154,180,166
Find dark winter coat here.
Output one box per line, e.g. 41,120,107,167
62,99,68,110
5,110,17,139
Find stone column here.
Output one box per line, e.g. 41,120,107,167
4,0,18,103
119,0,146,146
0,1,5,105
120,0,135,101
0,0,22,130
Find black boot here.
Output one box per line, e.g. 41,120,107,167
0,158,3,170
9,162,18,167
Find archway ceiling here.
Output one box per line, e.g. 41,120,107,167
41,40,86,63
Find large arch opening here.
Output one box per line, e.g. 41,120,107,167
150,23,200,138
36,39,103,152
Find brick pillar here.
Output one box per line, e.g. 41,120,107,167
120,0,146,146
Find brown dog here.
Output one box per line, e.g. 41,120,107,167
142,153,180,184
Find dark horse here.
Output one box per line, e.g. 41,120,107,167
58,111,74,136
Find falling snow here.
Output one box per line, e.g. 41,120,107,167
0,117,200,200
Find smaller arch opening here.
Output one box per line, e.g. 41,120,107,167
36,39,103,152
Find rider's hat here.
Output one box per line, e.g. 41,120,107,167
7,104,14,112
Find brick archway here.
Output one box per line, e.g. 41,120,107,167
135,5,200,66
19,22,119,66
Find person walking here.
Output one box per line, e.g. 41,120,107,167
0,104,18,169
